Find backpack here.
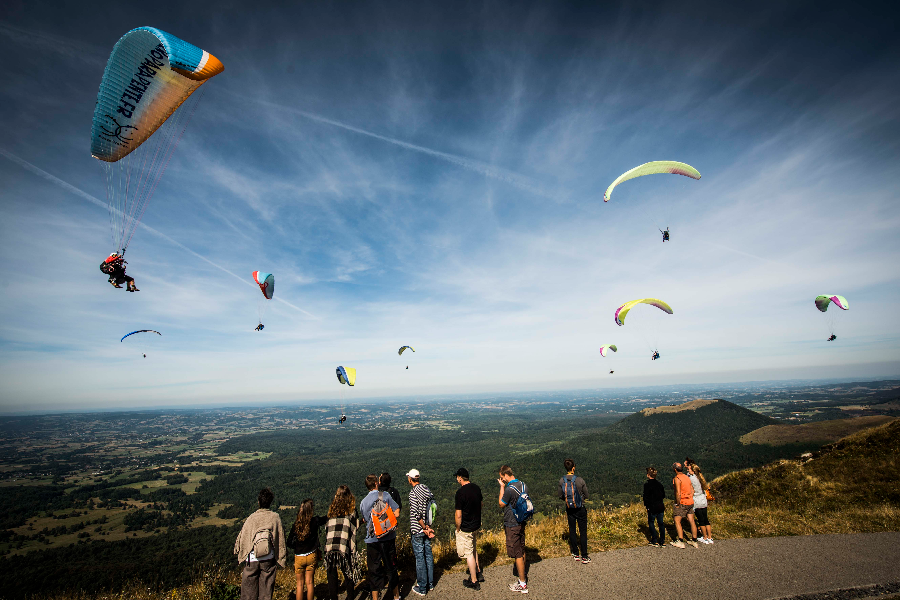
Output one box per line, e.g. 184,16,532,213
563,475,583,509
509,481,534,524
99,261,114,275
425,498,437,527
370,492,398,538
251,528,274,558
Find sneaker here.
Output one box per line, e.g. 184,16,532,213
580,556,591,564
670,540,686,548
411,587,426,596
508,581,528,594
477,571,485,582
687,539,699,548
463,578,480,591
647,541,657,547
657,542,666,548
572,553,581,560
706,538,714,544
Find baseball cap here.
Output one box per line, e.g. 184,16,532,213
406,469,420,479
454,467,469,479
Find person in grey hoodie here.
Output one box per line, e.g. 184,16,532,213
234,488,287,600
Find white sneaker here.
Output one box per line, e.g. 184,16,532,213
508,581,528,594
707,537,715,544
699,537,709,544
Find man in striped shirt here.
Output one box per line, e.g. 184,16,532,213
407,469,435,596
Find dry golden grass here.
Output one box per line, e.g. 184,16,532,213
740,415,896,445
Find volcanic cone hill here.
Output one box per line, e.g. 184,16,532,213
605,398,777,444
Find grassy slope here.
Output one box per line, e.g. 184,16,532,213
740,415,897,445
14,418,898,600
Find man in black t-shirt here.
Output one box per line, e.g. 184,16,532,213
454,467,484,590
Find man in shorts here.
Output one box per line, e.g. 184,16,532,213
454,467,483,591
498,465,529,594
670,462,699,548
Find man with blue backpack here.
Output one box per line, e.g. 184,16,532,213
498,465,533,594
558,459,591,563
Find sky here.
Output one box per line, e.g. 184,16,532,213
1,1,899,413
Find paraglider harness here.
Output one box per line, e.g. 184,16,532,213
827,334,836,341
661,228,670,242
255,323,265,332
651,351,660,360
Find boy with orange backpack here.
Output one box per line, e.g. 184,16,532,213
361,474,400,600
558,459,591,563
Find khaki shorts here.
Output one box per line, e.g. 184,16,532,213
456,530,477,559
505,524,526,559
673,503,695,518
294,550,320,574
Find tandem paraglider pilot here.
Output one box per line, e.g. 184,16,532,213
100,252,138,292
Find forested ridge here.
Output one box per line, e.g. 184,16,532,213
0,400,820,598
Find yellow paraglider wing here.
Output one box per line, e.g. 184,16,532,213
604,161,701,202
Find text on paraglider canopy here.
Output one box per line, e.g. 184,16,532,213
115,44,167,119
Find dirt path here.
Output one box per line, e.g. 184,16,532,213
420,532,900,600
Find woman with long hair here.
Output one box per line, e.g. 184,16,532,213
324,485,359,600
287,499,327,600
687,463,714,543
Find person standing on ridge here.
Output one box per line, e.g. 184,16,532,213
688,463,714,544
670,463,699,548
643,467,666,547
360,474,400,600
499,465,531,594
455,467,484,591
234,487,286,600
407,469,435,596
287,499,326,600
323,485,359,600
558,458,590,563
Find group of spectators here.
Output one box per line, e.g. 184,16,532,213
233,457,711,600
643,459,714,549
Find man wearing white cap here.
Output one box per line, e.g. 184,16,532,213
407,469,435,596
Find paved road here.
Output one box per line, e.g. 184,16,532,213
421,532,900,600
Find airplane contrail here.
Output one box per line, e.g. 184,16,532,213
230,92,561,201
0,147,318,319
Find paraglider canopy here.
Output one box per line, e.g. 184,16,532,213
615,298,673,326
604,161,701,202
336,366,356,386
92,27,223,254
599,344,618,357
815,295,849,312
252,272,275,300
121,330,161,342
398,346,415,356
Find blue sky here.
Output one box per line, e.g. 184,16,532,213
1,1,899,412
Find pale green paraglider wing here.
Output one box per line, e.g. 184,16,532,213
599,344,617,357
815,295,849,312
604,161,701,202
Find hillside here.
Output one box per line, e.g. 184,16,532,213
740,415,897,445
606,398,777,443
5,414,897,600
715,417,900,511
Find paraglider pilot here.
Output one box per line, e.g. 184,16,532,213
100,252,138,292
651,350,660,360
827,334,836,342
254,323,264,332
661,228,670,242
339,414,346,424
